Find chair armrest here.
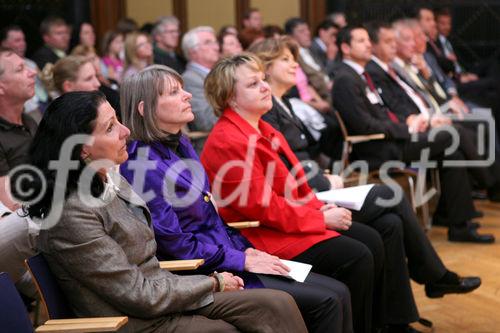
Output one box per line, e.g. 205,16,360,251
345,133,385,144
227,221,260,229
187,131,210,140
35,316,128,332
159,259,205,271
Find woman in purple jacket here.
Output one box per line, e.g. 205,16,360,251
119,65,355,333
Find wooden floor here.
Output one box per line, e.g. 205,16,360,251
411,200,500,333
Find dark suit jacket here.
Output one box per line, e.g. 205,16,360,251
332,62,409,168
309,39,327,69
365,60,419,121
309,39,338,80
30,45,61,70
262,97,331,191
427,39,455,76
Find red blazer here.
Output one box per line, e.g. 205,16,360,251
201,108,339,259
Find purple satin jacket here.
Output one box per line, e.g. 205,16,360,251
120,135,261,287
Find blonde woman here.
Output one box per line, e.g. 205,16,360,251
123,31,153,79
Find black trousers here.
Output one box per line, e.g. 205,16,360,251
453,121,500,190
258,272,353,333
351,185,447,325
293,223,383,333
402,130,476,225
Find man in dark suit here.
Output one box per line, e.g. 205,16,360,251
30,16,69,70
332,25,494,244
309,20,340,78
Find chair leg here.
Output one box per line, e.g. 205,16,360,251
407,175,417,213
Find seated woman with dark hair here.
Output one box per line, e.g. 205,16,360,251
119,65,353,333
247,36,482,333
11,91,307,333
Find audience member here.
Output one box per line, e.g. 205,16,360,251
123,31,153,79
242,8,263,31
40,55,99,96
0,212,39,299
285,17,332,105
218,31,243,56
120,64,353,333
0,48,37,211
70,46,121,112
433,8,471,79
310,19,340,77
248,37,338,184
152,16,186,74
101,30,125,83
332,25,494,243
31,16,70,70
13,90,307,333
181,26,220,153
70,22,96,51
0,25,49,118
202,53,386,333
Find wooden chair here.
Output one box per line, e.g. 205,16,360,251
157,221,259,271
227,221,260,229
0,271,127,333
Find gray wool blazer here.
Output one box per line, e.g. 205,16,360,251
37,175,214,333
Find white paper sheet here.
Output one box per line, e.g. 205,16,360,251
280,259,312,283
315,184,375,211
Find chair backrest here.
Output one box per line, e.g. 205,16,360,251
25,253,75,319
0,272,35,333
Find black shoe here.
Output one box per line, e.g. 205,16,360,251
425,276,481,298
448,226,495,243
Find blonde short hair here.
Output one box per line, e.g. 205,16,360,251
247,36,299,69
120,64,183,142
39,55,90,93
204,53,264,117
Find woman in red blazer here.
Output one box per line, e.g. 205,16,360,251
201,53,384,333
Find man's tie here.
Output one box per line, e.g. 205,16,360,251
389,65,430,109
362,71,399,123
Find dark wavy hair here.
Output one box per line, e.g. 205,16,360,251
11,91,107,218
